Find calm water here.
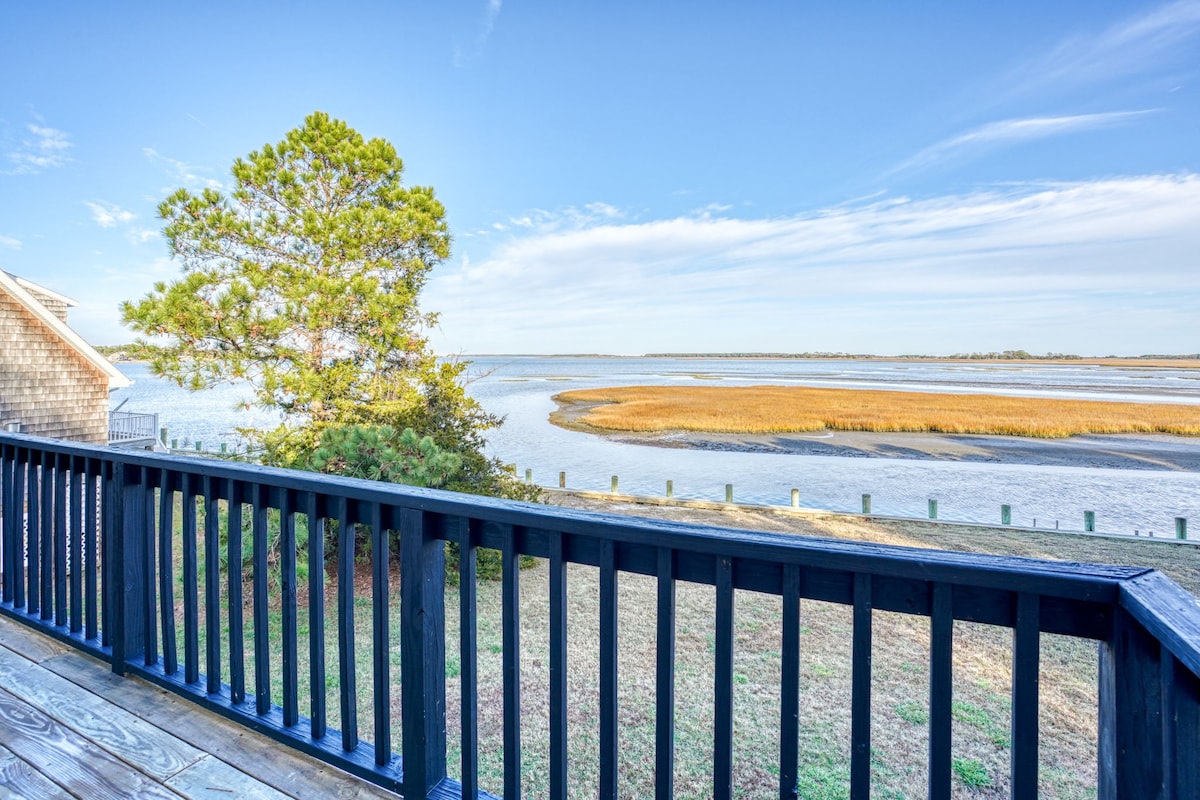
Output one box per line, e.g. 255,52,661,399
112,357,1200,536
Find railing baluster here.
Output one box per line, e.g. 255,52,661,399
850,573,872,800
101,460,114,648
307,491,326,738
714,557,734,800
549,531,568,800
1,446,17,605
39,450,51,620
656,548,677,800
141,469,157,666
281,489,298,725
253,483,271,714
182,473,200,684
83,459,96,640
53,454,66,626
779,564,800,800
928,582,953,800
16,450,29,614
26,450,40,618
599,538,618,800
1011,592,1040,797
337,495,357,749
205,476,222,694
226,480,244,703
159,474,177,676
0,446,10,605
459,518,479,799
68,456,82,633
370,502,390,764
503,525,523,799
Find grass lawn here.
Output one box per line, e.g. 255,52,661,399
179,494,1200,799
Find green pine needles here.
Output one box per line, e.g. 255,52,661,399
122,112,538,504
305,425,461,488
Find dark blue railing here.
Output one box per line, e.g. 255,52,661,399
1,431,1199,799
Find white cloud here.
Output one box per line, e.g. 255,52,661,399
0,235,21,249
143,147,224,191
85,201,136,228
7,123,73,173
887,110,1156,177
126,228,160,245
426,174,1200,354
454,0,503,66
1009,0,1200,95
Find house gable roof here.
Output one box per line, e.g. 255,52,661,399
0,272,131,389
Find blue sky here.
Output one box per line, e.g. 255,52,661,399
2,1,1198,355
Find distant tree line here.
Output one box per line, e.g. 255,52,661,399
94,342,165,361
646,351,1199,360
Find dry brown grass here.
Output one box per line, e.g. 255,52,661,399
553,385,1200,438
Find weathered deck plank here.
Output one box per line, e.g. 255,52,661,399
0,742,71,800
164,755,292,800
0,615,398,800
0,641,204,780
0,686,184,799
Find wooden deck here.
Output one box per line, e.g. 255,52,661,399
0,615,399,800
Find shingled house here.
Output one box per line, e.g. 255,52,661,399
0,271,130,444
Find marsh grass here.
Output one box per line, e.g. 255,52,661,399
552,385,1200,438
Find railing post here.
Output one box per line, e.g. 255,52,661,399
1098,607,1163,798
108,461,149,676
399,509,448,797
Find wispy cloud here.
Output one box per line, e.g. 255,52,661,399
887,110,1157,178
1008,0,1200,96
6,123,73,174
0,235,21,249
426,174,1200,354
143,147,224,191
85,201,136,228
126,228,159,245
83,201,160,245
453,0,503,66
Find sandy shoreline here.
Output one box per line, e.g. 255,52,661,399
579,427,1200,471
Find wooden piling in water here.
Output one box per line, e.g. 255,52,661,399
559,471,566,489
666,480,673,498
928,499,938,520
725,484,733,503
1084,511,1096,532
525,468,532,483
862,494,871,514
791,488,799,508
1001,505,1011,525
611,475,618,493
1177,517,1188,540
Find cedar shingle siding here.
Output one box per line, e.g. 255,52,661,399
0,284,110,444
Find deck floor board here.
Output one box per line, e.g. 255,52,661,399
0,615,399,800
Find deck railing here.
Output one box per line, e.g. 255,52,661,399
108,410,159,445
1,431,1198,799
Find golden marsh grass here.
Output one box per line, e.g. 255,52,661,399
553,385,1200,438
